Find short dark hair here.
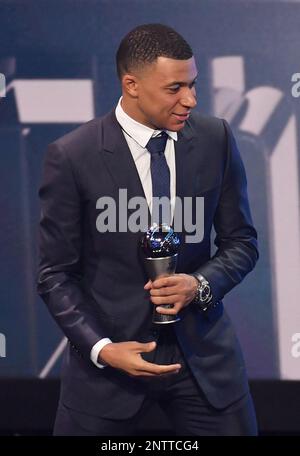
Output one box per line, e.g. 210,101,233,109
116,24,193,80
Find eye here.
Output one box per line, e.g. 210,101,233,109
168,85,180,93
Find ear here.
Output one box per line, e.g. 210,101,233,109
122,74,139,98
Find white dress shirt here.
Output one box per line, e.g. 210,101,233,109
90,96,177,368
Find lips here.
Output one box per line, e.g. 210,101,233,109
173,112,190,121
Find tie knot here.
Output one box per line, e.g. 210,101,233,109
146,132,168,156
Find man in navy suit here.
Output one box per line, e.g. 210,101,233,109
37,24,258,435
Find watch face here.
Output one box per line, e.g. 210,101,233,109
201,285,210,301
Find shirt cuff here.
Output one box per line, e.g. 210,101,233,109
90,338,113,368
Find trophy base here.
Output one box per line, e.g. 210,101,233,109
152,315,181,324
152,307,180,324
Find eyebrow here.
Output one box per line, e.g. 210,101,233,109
165,76,198,88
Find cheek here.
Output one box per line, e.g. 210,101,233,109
158,98,177,114
167,97,181,111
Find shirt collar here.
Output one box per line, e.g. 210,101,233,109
115,96,177,148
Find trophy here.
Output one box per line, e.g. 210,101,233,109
140,224,181,324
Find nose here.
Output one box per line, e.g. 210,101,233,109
180,88,197,109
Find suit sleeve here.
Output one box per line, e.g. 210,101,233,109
37,142,108,360
194,119,259,306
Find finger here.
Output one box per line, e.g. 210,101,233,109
144,280,153,290
139,360,182,375
135,341,157,352
150,287,178,297
152,276,179,289
131,370,180,378
138,369,180,378
155,304,180,314
150,295,179,305
133,371,157,377
129,371,157,378
153,363,182,375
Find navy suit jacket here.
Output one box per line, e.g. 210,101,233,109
37,110,258,419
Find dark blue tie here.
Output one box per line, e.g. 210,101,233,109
146,131,170,225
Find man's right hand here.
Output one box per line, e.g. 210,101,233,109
98,341,181,377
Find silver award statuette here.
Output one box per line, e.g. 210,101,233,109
140,224,181,324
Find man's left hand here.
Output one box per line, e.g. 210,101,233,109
144,274,198,315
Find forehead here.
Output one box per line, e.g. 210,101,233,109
144,56,198,84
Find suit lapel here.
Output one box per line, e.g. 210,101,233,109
101,110,151,223
174,123,197,228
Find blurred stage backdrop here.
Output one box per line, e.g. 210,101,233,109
0,0,300,382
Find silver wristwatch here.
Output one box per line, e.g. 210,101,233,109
192,274,213,312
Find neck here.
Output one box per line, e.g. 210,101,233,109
121,96,156,129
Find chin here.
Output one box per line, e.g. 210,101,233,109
168,122,186,131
